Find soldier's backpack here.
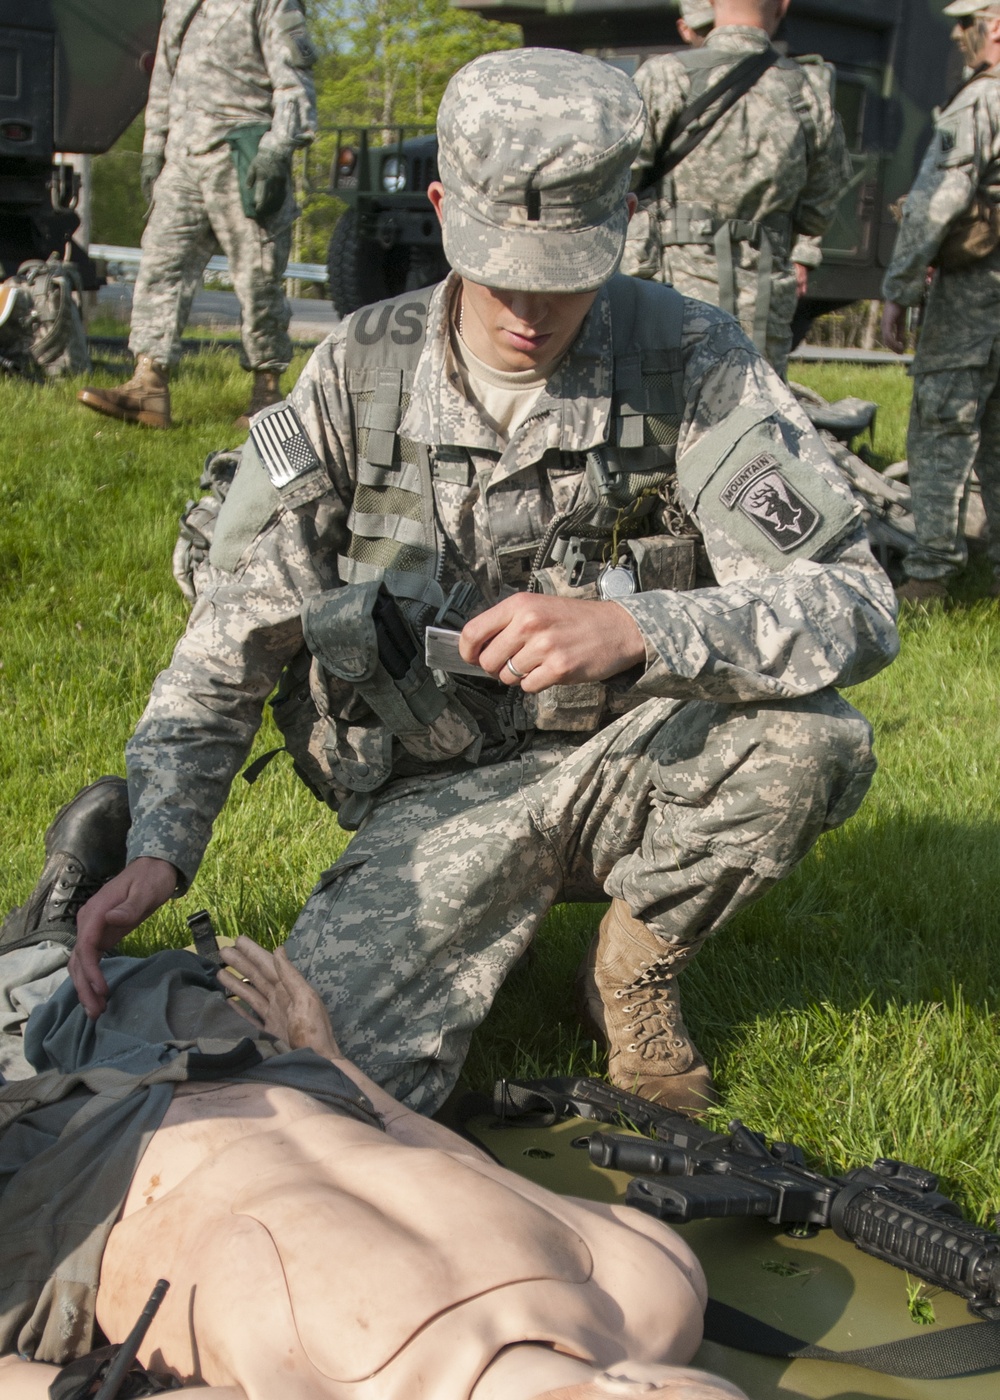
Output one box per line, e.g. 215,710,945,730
0,257,91,380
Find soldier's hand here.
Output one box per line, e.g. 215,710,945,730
140,152,165,206
69,857,180,1018
246,148,290,222
881,300,907,354
794,262,809,298
460,595,647,693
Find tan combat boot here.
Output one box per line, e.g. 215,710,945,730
234,369,282,430
77,355,171,428
576,899,717,1114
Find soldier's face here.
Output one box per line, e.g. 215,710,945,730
457,280,599,373
951,14,999,66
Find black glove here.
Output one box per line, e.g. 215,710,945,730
140,152,166,206
246,147,290,222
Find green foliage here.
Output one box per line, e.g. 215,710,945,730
2,358,1000,1226
298,0,520,264
90,116,146,247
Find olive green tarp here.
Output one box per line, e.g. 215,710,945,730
463,1110,999,1400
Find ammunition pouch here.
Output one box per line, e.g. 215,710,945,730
935,195,1000,271
302,581,449,739
301,583,485,813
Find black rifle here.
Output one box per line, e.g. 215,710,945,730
494,1076,1000,1321
49,1279,173,1400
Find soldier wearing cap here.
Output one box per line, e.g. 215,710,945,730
61,49,896,1117
624,0,847,378
678,0,716,45
882,1,1000,603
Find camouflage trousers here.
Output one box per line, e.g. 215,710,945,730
904,338,1000,582
129,146,294,373
285,690,875,1114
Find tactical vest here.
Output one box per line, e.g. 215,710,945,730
289,276,701,827
651,46,819,351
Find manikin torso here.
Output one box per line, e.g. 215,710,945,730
92,1080,707,1400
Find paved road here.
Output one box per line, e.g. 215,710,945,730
97,283,340,343
97,285,913,367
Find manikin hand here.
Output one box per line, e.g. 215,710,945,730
881,300,908,353
219,936,340,1058
460,595,647,693
69,856,180,1018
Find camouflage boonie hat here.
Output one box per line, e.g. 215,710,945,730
680,0,715,31
435,48,646,293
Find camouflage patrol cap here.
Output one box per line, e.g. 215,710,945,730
943,0,1000,15
435,48,646,293
680,0,715,31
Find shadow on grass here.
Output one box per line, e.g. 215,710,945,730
460,806,1000,1101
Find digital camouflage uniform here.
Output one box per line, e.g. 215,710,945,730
623,27,849,377
882,65,1000,585
131,0,317,374
123,254,897,1111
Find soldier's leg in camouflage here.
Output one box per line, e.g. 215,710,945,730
201,148,293,428
969,357,1000,596
898,363,994,596
283,694,873,1117
283,756,567,1114
556,692,876,1111
77,160,217,429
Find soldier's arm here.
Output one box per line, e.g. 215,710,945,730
882,88,991,305
611,304,899,704
789,66,851,240
257,0,318,157
141,23,172,158
630,55,689,188
124,338,355,891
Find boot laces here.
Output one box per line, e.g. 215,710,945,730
616,960,689,1055
47,856,100,926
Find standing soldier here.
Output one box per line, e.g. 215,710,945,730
624,0,848,378
882,1,1000,603
78,0,317,430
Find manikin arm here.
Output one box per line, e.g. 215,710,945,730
218,938,492,1157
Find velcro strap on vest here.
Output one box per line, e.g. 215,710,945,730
363,369,405,466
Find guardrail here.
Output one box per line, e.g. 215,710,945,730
88,244,327,287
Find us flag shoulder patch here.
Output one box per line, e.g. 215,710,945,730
249,402,320,489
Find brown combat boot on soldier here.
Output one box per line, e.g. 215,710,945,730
78,354,171,429
234,368,283,429
577,900,717,1114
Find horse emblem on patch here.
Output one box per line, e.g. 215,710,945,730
721,452,820,552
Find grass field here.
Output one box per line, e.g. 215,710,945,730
1,349,998,1225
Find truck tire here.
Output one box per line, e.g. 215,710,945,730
326,210,409,315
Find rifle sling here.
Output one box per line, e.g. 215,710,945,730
703,1296,1000,1379
638,48,780,194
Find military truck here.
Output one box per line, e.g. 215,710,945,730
325,0,958,322
0,0,162,281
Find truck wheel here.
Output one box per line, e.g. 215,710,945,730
326,210,409,315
